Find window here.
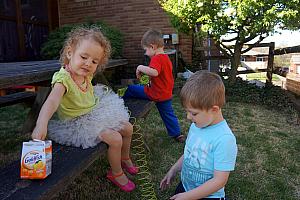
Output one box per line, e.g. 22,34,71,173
297,65,300,74
256,57,264,62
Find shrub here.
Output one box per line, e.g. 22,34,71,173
224,77,295,113
41,21,124,59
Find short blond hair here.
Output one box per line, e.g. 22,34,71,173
180,70,225,110
141,29,164,48
60,26,111,71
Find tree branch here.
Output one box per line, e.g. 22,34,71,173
242,33,258,44
215,40,233,57
241,35,267,54
221,36,238,42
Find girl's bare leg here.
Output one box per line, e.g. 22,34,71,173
100,129,128,185
119,121,134,167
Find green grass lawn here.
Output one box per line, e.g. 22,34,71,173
246,72,280,81
0,86,299,199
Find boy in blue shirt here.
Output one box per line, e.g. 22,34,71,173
160,71,238,199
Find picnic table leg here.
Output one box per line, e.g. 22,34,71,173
22,87,51,134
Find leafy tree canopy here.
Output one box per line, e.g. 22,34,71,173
160,0,300,83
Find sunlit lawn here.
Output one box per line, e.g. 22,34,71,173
0,84,299,199
246,72,280,81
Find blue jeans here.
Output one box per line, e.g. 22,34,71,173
123,85,181,137
175,182,226,200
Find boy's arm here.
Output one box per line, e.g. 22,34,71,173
160,155,184,190
171,170,230,200
172,154,184,172
136,65,158,78
32,83,65,140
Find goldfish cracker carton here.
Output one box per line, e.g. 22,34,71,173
20,140,52,179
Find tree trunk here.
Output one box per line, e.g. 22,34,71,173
266,42,275,87
228,50,242,85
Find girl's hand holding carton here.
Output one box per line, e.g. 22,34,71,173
32,124,47,140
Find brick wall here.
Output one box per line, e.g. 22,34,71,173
58,0,192,70
286,73,300,96
290,63,296,73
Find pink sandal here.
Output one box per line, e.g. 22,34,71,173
106,170,135,192
121,157,139,175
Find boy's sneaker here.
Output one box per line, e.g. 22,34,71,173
175,135,186,143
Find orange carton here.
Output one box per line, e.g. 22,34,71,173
20,140,52,179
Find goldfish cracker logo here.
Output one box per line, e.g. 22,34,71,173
22,151,44,170
21,150,46,179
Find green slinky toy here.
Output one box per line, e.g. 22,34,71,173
118,75,149,97
140,75,149,85
117,87,127,97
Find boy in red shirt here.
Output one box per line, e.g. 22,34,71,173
123,29,185,142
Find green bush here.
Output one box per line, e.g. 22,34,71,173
224,77,295,113
41,21,124,59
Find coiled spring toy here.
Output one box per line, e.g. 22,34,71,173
118,75,157,199
131,117,157,200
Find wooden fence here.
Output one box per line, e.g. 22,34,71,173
199,42,300,86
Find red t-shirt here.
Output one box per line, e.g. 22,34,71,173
144,54,174,101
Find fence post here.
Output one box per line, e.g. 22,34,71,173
266,42,275,86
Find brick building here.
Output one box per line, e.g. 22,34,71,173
240,48,268,71
289,54,300,74
1,0,192,69
286,54,300,95
58,0,193,68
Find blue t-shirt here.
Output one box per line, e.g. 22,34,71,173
181,120,237,198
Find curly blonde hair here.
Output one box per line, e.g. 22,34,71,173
59,26,111,71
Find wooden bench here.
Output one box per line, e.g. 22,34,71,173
0,98,154,200
0,91,36,108
0,59,154,199
0,59,127,108
0,59,129,133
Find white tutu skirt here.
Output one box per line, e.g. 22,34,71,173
48,85,130,149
